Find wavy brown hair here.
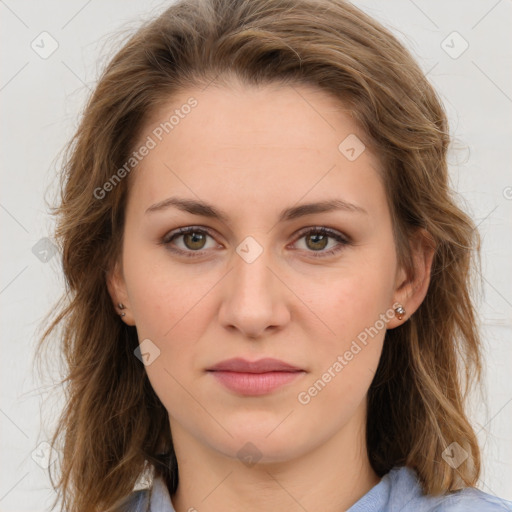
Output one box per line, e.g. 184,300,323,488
36,0,484,510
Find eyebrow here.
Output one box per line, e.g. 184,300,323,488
145,196,368,223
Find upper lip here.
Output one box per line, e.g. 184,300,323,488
207,357,304,373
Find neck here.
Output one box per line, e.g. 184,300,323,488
170,403,381,512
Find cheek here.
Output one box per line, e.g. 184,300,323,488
314,261,395,343
296,270,391,417
122,237,214,339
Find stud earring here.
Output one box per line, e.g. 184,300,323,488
118,303,126,317
394,304,406,321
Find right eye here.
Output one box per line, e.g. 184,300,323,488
160,226,221,257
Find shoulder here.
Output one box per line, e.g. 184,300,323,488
433,487,512,511
386,466,512,512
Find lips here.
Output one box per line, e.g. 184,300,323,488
206,358,305,396
206,357,303,373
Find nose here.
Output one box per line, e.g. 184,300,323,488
218,240,290,339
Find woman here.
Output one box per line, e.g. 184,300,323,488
37,0,512,510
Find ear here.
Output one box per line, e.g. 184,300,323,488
387,227,436,329
106,259,136,326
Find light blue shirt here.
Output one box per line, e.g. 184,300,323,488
120,465,512,511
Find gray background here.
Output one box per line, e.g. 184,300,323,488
1,0,511,509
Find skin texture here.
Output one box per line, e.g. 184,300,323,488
108,79,435,512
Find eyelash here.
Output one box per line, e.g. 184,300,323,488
160,226,351,259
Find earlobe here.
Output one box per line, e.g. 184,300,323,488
393,304,406,321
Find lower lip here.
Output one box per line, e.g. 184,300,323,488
208,370,305,396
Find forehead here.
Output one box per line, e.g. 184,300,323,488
142,80,366,155
126,81,386,222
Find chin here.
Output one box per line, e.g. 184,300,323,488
212,423,309,463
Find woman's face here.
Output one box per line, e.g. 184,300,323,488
109,80,407,464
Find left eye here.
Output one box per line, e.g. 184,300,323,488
293,227,349,256
161,226,350,258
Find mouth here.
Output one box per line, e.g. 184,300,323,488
206,357,306,396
